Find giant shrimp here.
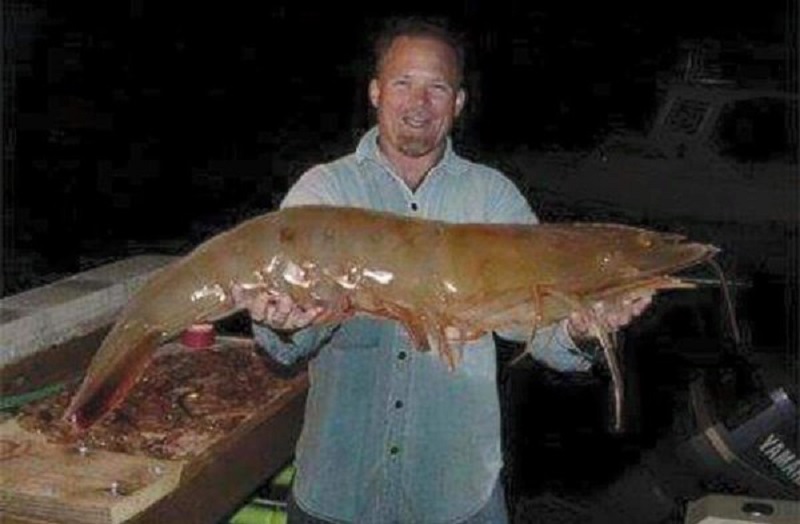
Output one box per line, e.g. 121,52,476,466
63,205,718,432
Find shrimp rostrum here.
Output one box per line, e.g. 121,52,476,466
64,205,718,431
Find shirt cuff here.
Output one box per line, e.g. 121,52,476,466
251,322,333,366
528,320,596,372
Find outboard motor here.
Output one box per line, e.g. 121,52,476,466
677,373,799,500
676,267,798,501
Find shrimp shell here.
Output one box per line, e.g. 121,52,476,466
63,205,718,431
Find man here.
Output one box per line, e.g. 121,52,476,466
233,18,651,523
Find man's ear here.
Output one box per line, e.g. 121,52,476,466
455,88,467,118
369,79,380,109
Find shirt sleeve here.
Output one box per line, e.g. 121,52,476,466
484,170,594,372
498,321,595,372
483,172,539,226
282,165,340,207
252,322,337,366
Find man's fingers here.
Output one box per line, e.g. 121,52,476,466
289,305,324,330
263,296,326,331
568,292,656,340
568,310,593,337
268,296,292,327
231,287,327,331
230,284,244,304
260,295,280,321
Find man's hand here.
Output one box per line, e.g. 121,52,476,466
231,284,324,332
566,293,653,342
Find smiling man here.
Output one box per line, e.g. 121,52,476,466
233,17,652,524
369,32,466,189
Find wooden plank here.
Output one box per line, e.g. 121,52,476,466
0,514,56,524
0,340,308,524
0,420,185,524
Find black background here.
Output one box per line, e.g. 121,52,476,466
3,0,794,293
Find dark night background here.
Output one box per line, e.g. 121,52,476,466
1,1,798,522
3,1,794,292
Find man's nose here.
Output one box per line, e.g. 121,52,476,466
409,85,431,108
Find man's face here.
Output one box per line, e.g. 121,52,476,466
369,36,466,159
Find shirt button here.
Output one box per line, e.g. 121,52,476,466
410,202,418,211
395,400,404,409
389,445,400,455
397,351,407,360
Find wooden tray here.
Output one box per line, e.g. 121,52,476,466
0,341,308,524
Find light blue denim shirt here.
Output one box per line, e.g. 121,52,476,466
253,127,593,523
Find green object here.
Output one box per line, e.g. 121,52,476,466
271,464,296,489
0,381,67,411
229,503,287,524
228,463,294,524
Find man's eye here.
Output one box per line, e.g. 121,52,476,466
431,83,450,93
392,79,410,87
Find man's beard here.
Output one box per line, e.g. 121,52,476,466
396,132,437,158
